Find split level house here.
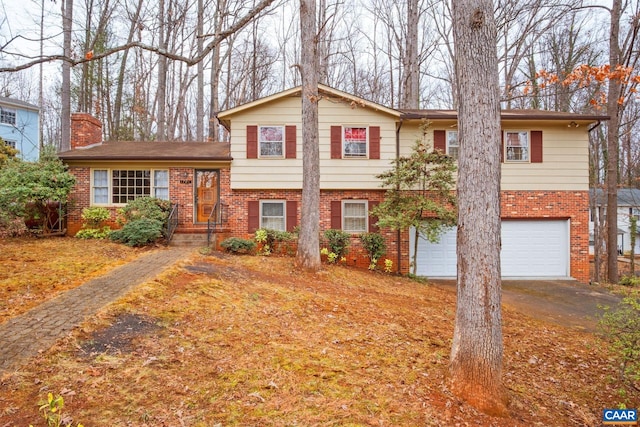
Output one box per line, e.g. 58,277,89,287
59,84,608,283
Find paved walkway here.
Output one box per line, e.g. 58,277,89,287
0,247,192,374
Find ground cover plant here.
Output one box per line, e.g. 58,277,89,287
0,239,638,426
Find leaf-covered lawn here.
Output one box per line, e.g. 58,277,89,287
0,241,638,426
0,237,144,324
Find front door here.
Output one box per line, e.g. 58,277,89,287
195,170,219,223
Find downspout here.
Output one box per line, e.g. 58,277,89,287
396,118,403,273
588,120,602,133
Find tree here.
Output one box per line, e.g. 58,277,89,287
449,0,507,415
0,146,76,232
0,137,18,167
373,139,457,275
296,0,321,271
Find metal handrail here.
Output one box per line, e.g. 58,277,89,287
207,202,228,246
165,203,179,245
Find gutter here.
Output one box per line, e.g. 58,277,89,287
395,119,403,273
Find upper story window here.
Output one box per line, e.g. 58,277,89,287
3,139,16,149
343,127,368,158
505,131,529,162
0,108,16,126
447,131,459,159
259,126,284,157
92,169,169,205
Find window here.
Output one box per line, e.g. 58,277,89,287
0,108,16,125
447,131,459,159
259,126,284,157
343,127,367,158
343,200,367,232
3,139,16,149
260,201,285,231
505,131,529,162
92,169,169,205
154,170,169,199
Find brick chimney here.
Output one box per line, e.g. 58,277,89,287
70,113,102,149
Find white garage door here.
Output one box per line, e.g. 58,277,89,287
410,220,569,278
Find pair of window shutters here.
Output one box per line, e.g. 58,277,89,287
246,125,297,159
433,130,543,163
247,200,298,233
330,126,380,159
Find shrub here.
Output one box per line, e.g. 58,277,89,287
360,232,387,269
117,197,170,225
76,227,112,239
81,207,110,228
254,228,296,255
221,237,257,254
109,218,164,247
598,292,640,387
76,207,111,239
323,229,351,259
618,275,640,287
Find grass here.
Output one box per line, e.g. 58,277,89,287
0,237,638,426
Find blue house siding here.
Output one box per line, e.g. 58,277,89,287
0,97,40,162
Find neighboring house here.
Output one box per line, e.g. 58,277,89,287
0,96,40,162
60,85,607,282
589,188,640,255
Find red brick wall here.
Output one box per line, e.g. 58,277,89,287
65,165,589,281
70,113,102,149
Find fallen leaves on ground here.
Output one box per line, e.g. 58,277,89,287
0,242,637,426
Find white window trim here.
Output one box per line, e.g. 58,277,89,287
258,125,285,158
504,130,530,163
342,200,368,233
446,130,458,159
0,107,17,126
342,126,369,159
90,168,170,206
3,139,16,149
259,200,286,231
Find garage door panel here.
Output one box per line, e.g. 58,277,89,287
411,220,569,277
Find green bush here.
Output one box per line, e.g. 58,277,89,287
109,218,164,247
81,207,110,228
360,232,387,269
598,292,640,387
117,197,170,225
323,229,351,259
221,237,257,254
618,275,640,287
254,228,296,255
75,227,111,239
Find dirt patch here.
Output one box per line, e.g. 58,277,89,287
77,313,162,357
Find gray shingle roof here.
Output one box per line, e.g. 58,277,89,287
58,141,232,162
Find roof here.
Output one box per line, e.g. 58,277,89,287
58,141,232,162
590,188,640,207
0,96,39,111
216,84,401,129
216,85,609,127
399,109,609,122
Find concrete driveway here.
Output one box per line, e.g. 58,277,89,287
431,279,622,332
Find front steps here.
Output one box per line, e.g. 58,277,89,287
169,233,210,247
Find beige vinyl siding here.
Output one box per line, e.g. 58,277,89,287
398,122,589,191
229,95,399,190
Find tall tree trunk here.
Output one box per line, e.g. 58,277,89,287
297,0,321,271
60,0,73,152
157,0,168,141
606,0,622,284
196,0,204,141
113,0,144,141
401,0,419,109
450,0,507,416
